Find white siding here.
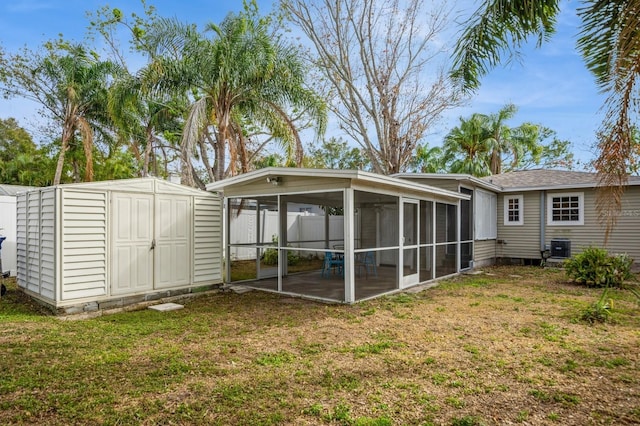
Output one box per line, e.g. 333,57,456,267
194,197,222,282
16,194,27,288
15,189,56,299
60,190,107,300
26,191,41,293
39,190,56,299
15,178,223,309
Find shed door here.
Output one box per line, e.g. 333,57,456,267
154,195,191,288
111,193,154,295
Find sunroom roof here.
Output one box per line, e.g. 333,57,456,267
206,168,468,201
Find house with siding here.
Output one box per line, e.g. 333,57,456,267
481,169,640,266
397,169,640,267
207,168,640,305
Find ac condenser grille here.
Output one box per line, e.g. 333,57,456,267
550,239,571,258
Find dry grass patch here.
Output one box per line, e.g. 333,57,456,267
0,266,639,425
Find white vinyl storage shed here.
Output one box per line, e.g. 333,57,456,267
16,178,222,314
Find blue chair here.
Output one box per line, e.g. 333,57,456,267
322,251,343,278
356,251,377,278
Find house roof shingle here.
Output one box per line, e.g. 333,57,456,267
480,169,640,191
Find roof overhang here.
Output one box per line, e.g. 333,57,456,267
207,168,469,202
393,173,502,192
499,181,640,193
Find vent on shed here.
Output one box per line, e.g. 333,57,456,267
550,239,571,258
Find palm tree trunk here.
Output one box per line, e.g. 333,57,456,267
213,126,227,182
143,126,154,177
53,125,73,185
490,148,501,175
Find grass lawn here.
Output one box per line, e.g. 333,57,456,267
1,266,639,425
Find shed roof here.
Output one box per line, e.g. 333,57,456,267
25,177,214,197
207,168,468,201
480,169,640,192
0,184,37,196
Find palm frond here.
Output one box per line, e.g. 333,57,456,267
451,0,560,91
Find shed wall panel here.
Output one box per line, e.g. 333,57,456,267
16,194,27,288
26,191,41,293
193,197,222,282
60,189,107,300
39,190,56,299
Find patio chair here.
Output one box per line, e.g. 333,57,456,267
356,251,377,278
321,251,344,278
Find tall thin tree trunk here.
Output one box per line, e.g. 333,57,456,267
53,126,73,185
143,126,154,177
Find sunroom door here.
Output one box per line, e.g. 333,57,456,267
402,199,419,288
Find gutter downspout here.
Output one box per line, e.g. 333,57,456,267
540,191,547,261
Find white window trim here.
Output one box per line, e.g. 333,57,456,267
503,194,524,226
547,192,584,226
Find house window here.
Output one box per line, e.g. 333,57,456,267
504,195,523,226
474,189,497,239
547,192,584,226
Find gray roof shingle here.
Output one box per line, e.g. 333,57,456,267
480,169,640,190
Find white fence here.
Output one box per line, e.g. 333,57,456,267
228,211,344,260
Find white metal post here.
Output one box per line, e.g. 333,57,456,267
344,188,354,303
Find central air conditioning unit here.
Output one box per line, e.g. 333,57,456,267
550,238,571,258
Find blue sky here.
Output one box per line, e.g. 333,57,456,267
0,0,603,169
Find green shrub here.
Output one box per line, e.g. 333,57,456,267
564,247,633,288
261,235,300,266
579,292,613,324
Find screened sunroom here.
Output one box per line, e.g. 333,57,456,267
206,168,469,303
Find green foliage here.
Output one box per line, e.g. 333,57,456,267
579,287,614,324
564,247,633,288
408,143,446,173
440,104,573,177
304,137,371,171
0,118,55,186
261,235,300,266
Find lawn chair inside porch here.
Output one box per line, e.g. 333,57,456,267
322,251,344,278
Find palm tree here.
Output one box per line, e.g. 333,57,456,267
484,103,517,175
451,0,640,236
442,113,492,176
36,44,120,184
138,9,326,185
109,72,186,178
